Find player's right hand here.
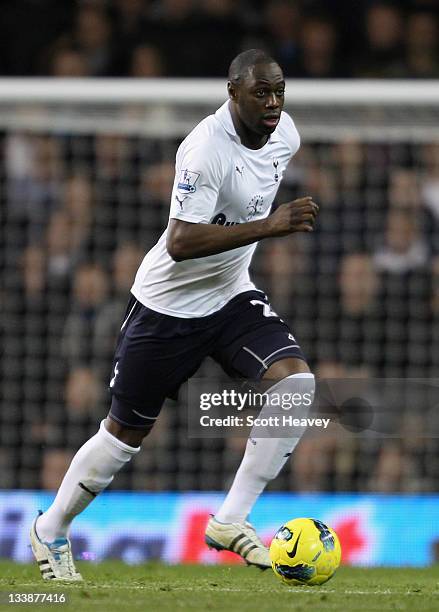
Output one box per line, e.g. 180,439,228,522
266,196,319,236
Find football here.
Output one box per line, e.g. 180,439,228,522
269,518,341,586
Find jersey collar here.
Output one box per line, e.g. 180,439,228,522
215,100,281,144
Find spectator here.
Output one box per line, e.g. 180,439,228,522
369,442,404,492
334,141,371,252
65,367,102,421
406,11,439,78
74,4,113,76
130,44,165,77
421,147,439,254
429,256,439,374
5,135,63,244
139,160,176,239
46,211,75,284
22,245,46,302
421,144,439,223
63,174,94,253
373,208,430,376
290,432,337,491
335,140,365,191
196,0,243,76
337,253,382,371
111,0,155,74
140,160,175,204
431,256,439,314
1,0,439,78
388,168,421,210
0,1,75,76
62,262,109,367
3,244,49,415
262,0,301,76
373,208,428,274
339,253,379,316
39,175,94,297
151,0,195,21
41,449,74,490
112,0,151,43
51,47,89,77
113,0,151,32
95,134,132,180
93,242,144,378
356,3,407,77
315,361,349,379
298,17,341,78
150,0,202,76
257,238,307,316
93,135,137,254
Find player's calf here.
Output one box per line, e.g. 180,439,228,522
35,420,141,543
215,373,315,526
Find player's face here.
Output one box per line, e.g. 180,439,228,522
235,63,285,136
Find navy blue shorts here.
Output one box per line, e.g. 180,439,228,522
109,291,306,429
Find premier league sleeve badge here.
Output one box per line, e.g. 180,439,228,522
177,169,201,193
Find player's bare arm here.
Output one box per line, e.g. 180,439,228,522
167,196,319,261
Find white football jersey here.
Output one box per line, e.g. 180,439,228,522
131,100,300,318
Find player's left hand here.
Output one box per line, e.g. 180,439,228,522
266,196,319,237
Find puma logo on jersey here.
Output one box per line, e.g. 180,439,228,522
175,194,187,210
235,165,244,176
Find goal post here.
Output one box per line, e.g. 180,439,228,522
0,79,439,140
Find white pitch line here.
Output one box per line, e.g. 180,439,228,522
8,583,438,596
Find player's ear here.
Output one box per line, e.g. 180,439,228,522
227,81,238,102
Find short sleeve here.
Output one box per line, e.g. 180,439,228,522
290,122,300,156
169,139,224,224
279,112,300,157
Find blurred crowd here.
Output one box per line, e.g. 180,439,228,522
1,0,439,78
1,129,439,493
1,0,439,494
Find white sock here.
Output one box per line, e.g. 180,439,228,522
36,420,140,542
215,373,315,524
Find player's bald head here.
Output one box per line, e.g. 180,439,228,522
228,49,280,85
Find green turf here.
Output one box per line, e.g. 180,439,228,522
0,561,438,611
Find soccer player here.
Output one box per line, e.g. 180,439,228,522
30,49,318,580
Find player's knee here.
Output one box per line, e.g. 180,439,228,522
263,372,316,421
243,373,316,482
107,395,159,445
263,357,311,381
280,373,315,438
105,416,153,447
278,371,315,409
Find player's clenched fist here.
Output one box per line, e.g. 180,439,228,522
266,196,319,236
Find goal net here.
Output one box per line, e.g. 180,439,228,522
1,79,439,494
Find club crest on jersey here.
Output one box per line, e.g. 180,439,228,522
246,194,264,220
273,158,279,182
177,169,200,193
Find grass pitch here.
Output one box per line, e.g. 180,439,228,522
0,561,438,611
